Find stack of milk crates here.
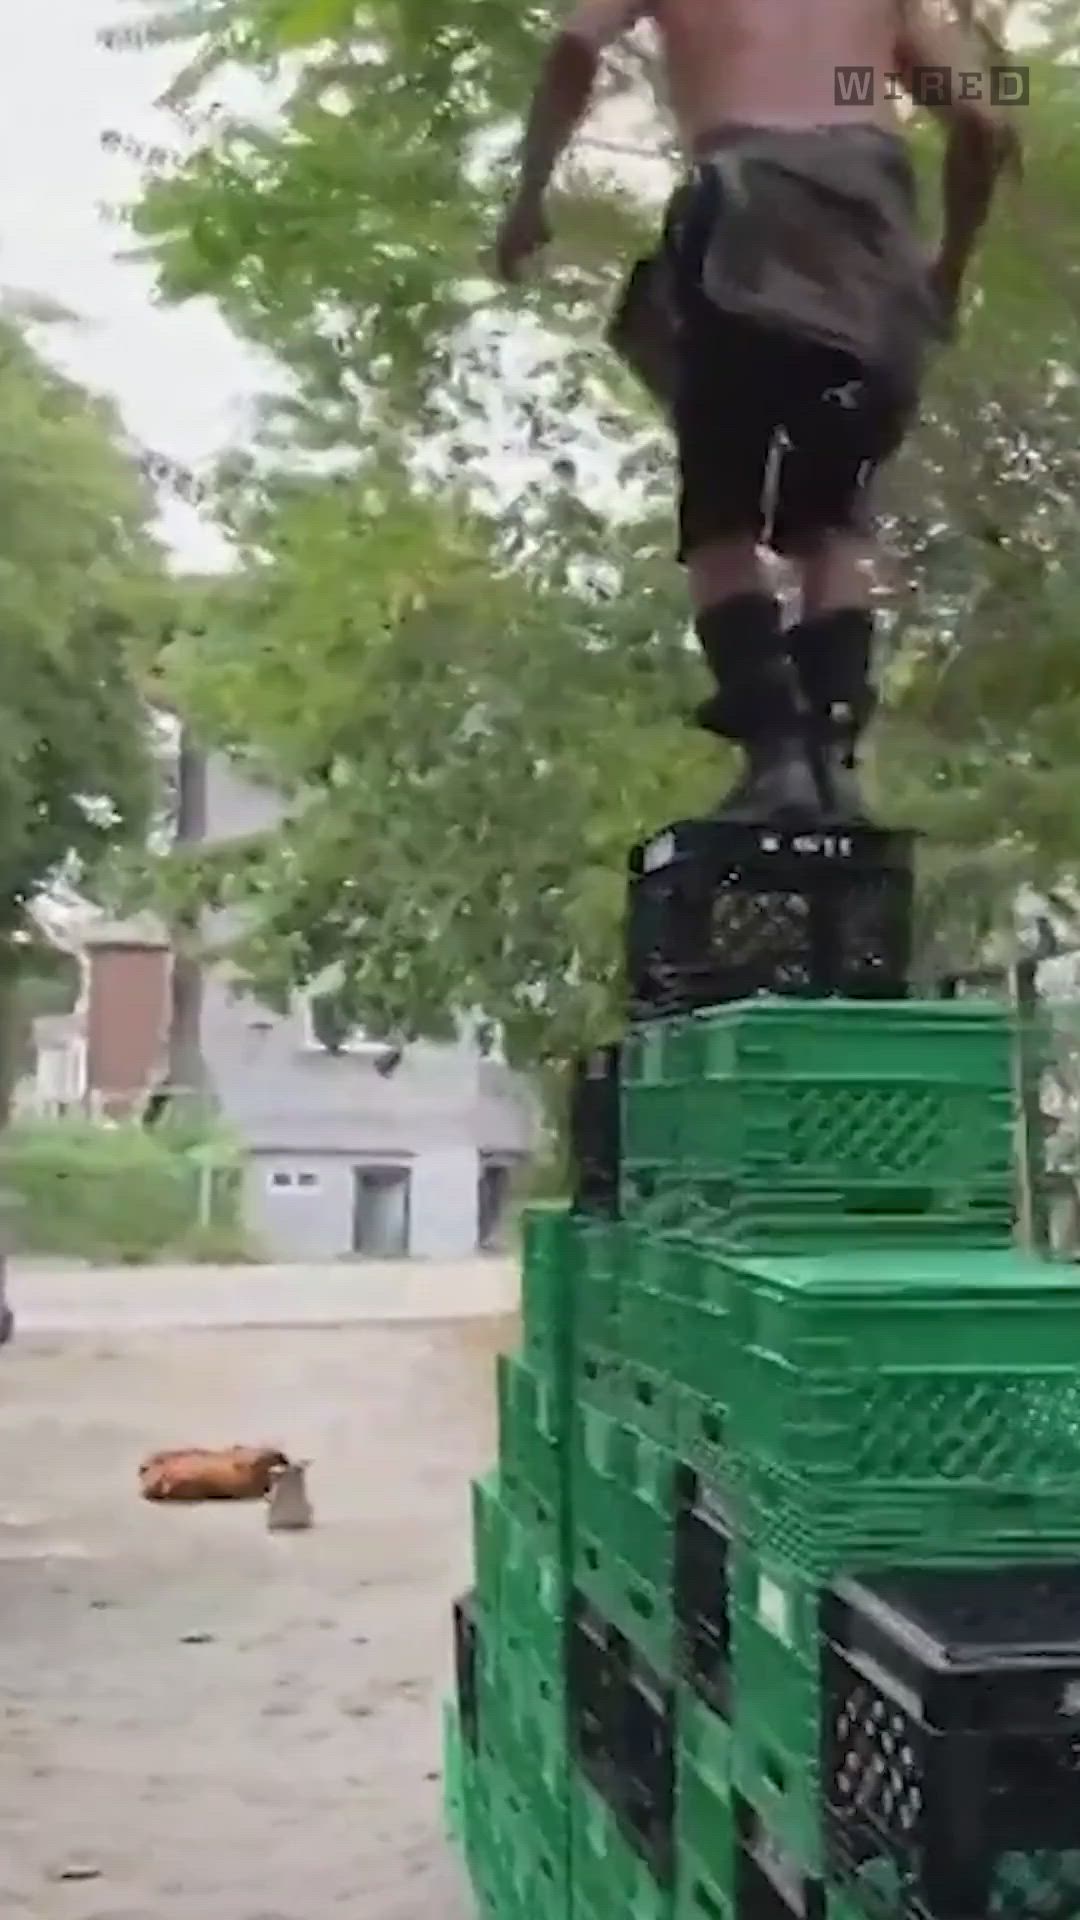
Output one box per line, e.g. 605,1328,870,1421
442,1048,619,1920
444,815,1080,1920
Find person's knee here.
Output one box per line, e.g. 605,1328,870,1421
796,531,875,617
685,536,767,613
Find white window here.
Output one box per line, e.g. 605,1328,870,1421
300,991,384,1055
267,1169,322,1193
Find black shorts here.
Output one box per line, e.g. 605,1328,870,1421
668,157,921,561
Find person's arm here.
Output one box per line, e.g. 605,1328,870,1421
495,0,646,281
930,113,1014,314
893,0,1021,317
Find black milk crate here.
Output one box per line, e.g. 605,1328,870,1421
453,1589,480,1751
675,1465,733,1719
567,1591,676,1883
568,1591,625,1801
822,1564,1080,1920
621,1641,677,1885
626,819,915,1016
570,1044,621,1217
736,1792,826,1920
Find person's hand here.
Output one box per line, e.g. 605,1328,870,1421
494,191,551,284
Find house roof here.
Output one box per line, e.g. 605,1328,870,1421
82,913,170,950
32,1010,85,1047
29,895,169,953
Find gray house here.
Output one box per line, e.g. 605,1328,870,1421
200,756,536,1259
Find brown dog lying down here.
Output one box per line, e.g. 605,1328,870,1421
138,1446,290,1503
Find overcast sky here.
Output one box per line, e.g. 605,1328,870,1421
0,0,273,569
0,0,659,572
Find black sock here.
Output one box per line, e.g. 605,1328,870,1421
695,592,782,681
694,594,798,741
788,608,874,719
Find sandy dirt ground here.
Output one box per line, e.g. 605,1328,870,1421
0,1307,515,1920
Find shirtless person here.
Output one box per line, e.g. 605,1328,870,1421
494,0,1018,822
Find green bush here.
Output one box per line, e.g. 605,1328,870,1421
0,1118,251,1264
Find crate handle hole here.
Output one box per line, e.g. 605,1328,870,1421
693,1882,728,1920
844,1187,932,1217
636,1381,654,1406
763,1751,788,1795
585,1546,600,1571
629,1590,655,1622
702,1414,722,1444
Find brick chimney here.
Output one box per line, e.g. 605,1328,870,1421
84,921,171,1118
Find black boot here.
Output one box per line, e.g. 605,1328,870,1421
694,594,824,824
788,609,877,823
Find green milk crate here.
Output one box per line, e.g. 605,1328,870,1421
521,1203,578,1382
462,1745,497,1895
619,1358,682,1449
675,1387,731,1490
624,1178,1013,1250
624,1231,734,1440
735,1449,1080,1572
472,1472,509,1623
481,1640,569,1845
728,1541,823,1872
727,1248,1080,1492
681,1024,1010,1185
615,1269,681,1445
577,1216,628,1351
487,1760,570,1920
621,1000,1013,1192
573,1404,679,1592
573,1526,674,1678
576,1342,626,1418
631,1230,733,1306
621,998,1016,1251
677,1692,735,1903
501,1506,571,1671
709,1179,1014,1253
618,1267,677,1379
675,1859,734,1920
692,999,1012,1083
621,1020,684,1175
571,1772,673,1920
497,1352,570,1553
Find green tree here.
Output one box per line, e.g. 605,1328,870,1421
117,0,1080,1051
159,475,716,1061
0,317,159,1109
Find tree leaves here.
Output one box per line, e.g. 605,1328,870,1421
124,0,1080,1047
0,319,158,929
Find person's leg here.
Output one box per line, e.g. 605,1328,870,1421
773,355,912,819
675,311,822,822
788,526,878,820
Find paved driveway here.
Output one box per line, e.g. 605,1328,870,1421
7,1256,518,1333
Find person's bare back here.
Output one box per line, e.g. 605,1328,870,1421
651,0,902,143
